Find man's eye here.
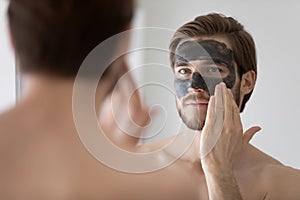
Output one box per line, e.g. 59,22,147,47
178,68,191,74
208,67,219,73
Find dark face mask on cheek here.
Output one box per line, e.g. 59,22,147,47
174,40,236,99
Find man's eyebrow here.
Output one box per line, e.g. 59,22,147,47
174,60,190,67
174,64,190,68
200,58,230,67
175,56,188,62
201,60,215,65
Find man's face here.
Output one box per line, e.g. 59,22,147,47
173,38,241,130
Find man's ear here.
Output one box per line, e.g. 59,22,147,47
240,70,256,95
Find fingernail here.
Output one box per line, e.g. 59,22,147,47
219,82,225,87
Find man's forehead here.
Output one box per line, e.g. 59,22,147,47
188,60,220,67
187,56,238,73
176,38,233,54
191,36,233,50
175,39,234,66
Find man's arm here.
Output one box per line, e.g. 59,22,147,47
99,64,154,150
203,164,243,200
200,83,260,200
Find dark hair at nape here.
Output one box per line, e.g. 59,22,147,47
8,0,134,78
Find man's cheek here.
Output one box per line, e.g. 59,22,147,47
174,77,222,98
203,75,235,96
174,74,236,98
222,77,235,89
202,77,222,96
222,67,236,89
174,79,191,99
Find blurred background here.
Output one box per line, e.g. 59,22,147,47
1,0,300,168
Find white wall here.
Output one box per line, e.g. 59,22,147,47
137,0,300,168
0,0,15,112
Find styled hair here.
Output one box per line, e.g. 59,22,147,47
169,13,257,112
8,0,134,77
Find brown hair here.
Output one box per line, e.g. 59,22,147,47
169,13,257,112
8,0,134,77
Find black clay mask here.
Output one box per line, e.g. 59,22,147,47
174,40,236,99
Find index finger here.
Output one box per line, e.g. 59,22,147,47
226,88,243,133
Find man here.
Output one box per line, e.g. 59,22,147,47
0,0,180,199
147,13,300,199
0,1,237,199
1,1,298,198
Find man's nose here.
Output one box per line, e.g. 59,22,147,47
189,72,206,93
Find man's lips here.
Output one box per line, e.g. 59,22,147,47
182,94,210,107
185,101,208,106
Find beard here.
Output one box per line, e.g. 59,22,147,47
180,110,205,130
177,85,241,131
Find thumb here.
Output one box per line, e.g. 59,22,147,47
242,126,262,144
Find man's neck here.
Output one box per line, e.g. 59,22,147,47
16,74,107,128
180,129,202,165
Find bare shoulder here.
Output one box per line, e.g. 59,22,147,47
0,108,20,147
239,145,300,199
247,145,300,199
260,164,300,200
0,106,34,160
137,135,177,152
0,108,23,180
0,109,28,168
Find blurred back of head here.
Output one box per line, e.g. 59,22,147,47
8,0,134,77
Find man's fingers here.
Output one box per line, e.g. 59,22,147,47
200,96,217,159
206,96,216,124
242,126,262,144
224,84,233,126
214,83,224,114
227,88,243,133
223,84,242,136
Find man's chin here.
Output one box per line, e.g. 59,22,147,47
177,106,206,130
181,117,205,131
186,124,204,131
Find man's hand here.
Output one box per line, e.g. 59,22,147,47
199,82,261,200
99,64,156,150
200,82,260,169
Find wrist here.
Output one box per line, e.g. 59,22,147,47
202,159,233,176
